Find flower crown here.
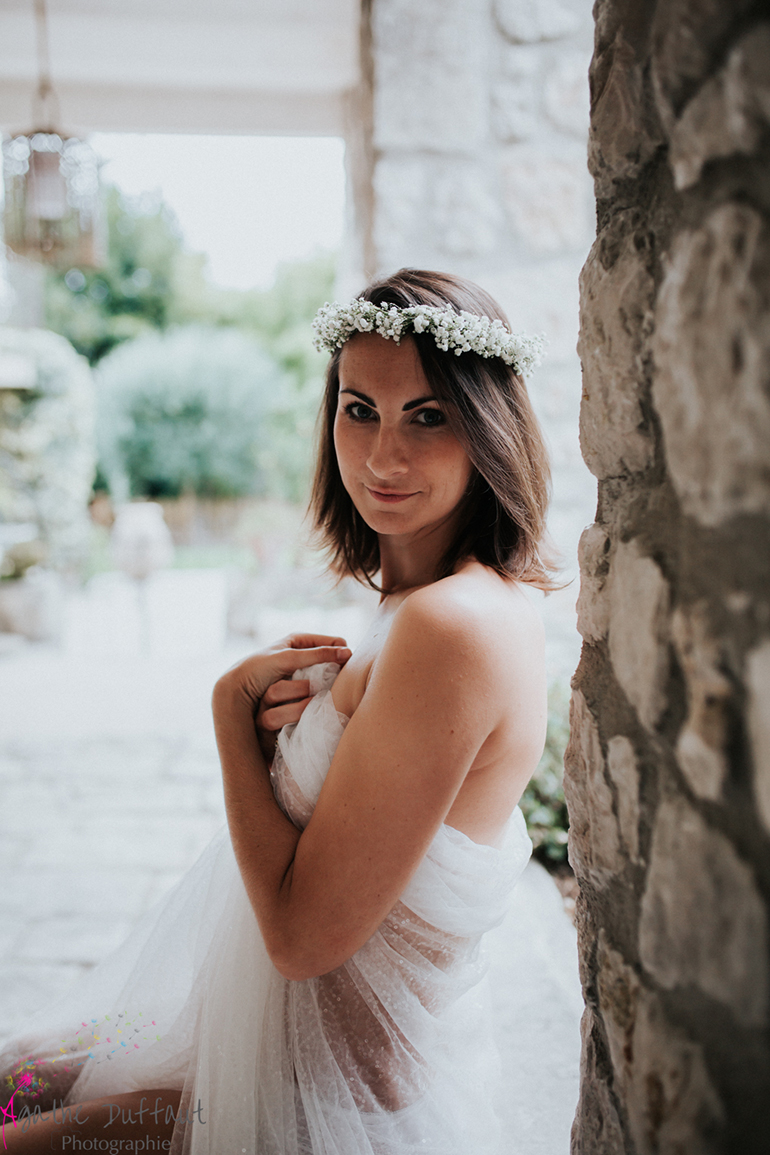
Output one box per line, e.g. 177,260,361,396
312,299,546,377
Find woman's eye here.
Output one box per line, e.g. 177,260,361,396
344,402,376,422
414,408,445,427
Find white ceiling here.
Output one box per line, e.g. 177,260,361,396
0,0,360,135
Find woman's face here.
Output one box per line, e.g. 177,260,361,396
333,332,474,541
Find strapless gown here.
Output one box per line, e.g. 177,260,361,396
0,663,533,1154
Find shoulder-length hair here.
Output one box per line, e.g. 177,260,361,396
310,268,561,592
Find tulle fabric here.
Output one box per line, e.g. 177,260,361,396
1,663,532,1153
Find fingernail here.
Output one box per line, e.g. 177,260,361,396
336,648,352,660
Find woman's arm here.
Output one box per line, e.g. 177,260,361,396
214,587,513,983
211,634,351,964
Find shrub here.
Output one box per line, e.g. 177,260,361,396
0,327,96,571
520,682,571,867
96,326,282,500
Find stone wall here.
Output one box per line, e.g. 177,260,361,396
566,2,770,1151
351,0,598,681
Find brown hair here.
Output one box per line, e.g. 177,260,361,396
310,268,561,592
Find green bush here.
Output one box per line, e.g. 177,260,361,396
0,326,96,572
96,326,282,500
45,186,197,366
520,683,571,867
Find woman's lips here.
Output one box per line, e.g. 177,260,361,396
366,487,417,504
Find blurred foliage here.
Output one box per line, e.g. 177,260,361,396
197,256,336,393
45,185,335,381
45,184,336,504
0,539,47,581
520,683,571,867
0,326,96,572
45,187,193,365
96,326,282,500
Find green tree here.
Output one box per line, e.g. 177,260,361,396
45,186,209,365
46,184,338,503
192,250,336,393
45,183,337,392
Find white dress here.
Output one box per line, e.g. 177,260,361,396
0,663,533,1154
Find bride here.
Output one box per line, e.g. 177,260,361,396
2,268,556,1154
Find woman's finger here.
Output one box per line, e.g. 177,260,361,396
262,679,311,706
281,645,352,674
218,645,351,707
260,697,313,732
285,633,348,650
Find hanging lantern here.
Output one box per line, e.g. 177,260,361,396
1,1,104,268
3,132,103,267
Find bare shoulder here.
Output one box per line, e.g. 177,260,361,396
390,563,544,664
369,563,545,720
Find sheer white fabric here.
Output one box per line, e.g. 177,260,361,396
1,662,532,1153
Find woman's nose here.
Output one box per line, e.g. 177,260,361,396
366,425,409,478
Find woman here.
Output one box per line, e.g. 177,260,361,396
1,269,555,1154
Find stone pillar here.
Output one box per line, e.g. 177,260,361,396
566,3,770,1151
351,0,598,680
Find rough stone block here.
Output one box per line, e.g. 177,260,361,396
373,0,488,152
606,736,640,862
588,32,663,198
650,0,758,135
577,234,655,479
575,522,610,642
571,1004,626,1154
652,203,770,526
479,256,584,364
564,690,622,888
671,602,731,801
493,77,541,142
545,51,591,138
499,42,543,81
501,145,592,253
495,0,581,45
608,976,725,1155
627,989,725,1154
747,638,770,836
670,25,770,189
372,155,431,270
596,930,640,1084
433,161,502,257
639,795,768,1027
528,362,582,422
608,540,669,730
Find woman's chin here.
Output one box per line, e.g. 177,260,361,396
362,512,416,537
352,496,417,532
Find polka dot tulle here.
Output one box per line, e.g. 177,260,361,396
0,663,532,1154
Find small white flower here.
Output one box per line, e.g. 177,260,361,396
311,299,547,377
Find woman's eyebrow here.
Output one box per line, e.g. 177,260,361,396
339,388,376,406
402,395,437,411
339,388,437,411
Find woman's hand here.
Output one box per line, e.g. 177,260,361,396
256,677,312,763
213,633,352,761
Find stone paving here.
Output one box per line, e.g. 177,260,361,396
0,569,582,1152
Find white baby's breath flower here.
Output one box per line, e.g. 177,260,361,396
311,299,546,377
